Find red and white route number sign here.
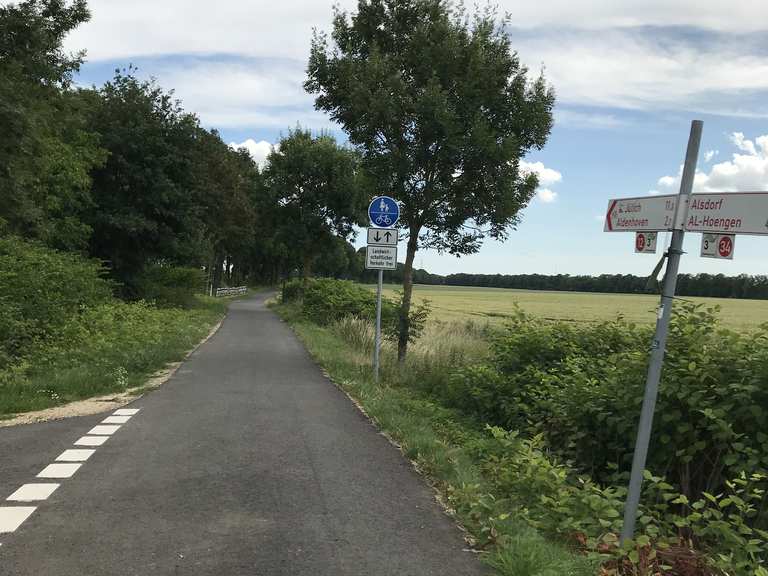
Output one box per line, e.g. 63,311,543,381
700,233,735,260
635,232,658,254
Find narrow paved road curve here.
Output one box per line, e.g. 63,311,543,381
0,294,486,575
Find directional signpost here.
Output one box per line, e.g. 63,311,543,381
366,196,400,382
685,192,768,236
603,120,768,544
604,120,703,545
605,195,678,232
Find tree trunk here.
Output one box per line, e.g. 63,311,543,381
302,252,313,285
212,252,225,292
397,226,419,363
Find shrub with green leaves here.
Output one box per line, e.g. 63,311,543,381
0,297,224,415
448,305,768,500
281,278,400,329
133,263,204,308
0,236,113,367
441,303,768,573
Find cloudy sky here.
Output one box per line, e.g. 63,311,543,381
67,0,768,276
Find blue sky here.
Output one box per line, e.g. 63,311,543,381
67,0,768,276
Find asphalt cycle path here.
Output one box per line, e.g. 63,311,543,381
0,293,486,575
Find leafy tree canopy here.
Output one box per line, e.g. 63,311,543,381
0,0,102,251
306,0,555,358
0,0,88,87
84,68,203,288
263,129,368,278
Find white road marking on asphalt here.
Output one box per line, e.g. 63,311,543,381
113,409,140,416
87,425,121,435
74,436,108,447
0,507,36,533
101,415,131,424
7,484,60,502
56,449,95,462
37,463,82,479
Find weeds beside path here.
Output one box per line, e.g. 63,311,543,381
0,295,228,419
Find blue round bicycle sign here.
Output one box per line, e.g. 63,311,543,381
368,196,400,228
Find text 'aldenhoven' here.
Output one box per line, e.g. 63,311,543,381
616,217,650,228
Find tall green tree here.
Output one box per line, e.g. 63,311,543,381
0,0,104,250
83,69,202,290
191,129,258,290
263,129,367,281
306,0,555,360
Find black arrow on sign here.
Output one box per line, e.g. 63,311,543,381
374,232,382,242
384,231,392,242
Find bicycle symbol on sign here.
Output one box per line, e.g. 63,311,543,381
368,195,400,228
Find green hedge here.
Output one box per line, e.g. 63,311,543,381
441,304,768,573
134,263,204,308
446,305,768,502
0,236,113,368
282,278,398,327
0,298,224,415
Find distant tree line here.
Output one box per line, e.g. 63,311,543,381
353,264,768,300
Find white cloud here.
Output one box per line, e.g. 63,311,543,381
161,60,312,110
520,160,562,203
657,132,768,193
537,188,558,203
64,0,768,64
141,59,334,131
65,1,359,62
514,31,768,114
704,150,719,162
230,139,276,167
62,1,768,125
730,132,757,155
554,109,625,130
520,160,562,187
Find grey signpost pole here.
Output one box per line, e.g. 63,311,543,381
374,269,383,382
620,119,703,543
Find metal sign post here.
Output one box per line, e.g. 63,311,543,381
619,119,703,543
374,269,383,381
366,197,400,383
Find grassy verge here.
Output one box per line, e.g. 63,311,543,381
0,295,228,416
272,301,598,576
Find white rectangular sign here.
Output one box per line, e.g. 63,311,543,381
685,192,768,236
700,233,735,259
366,246,397,270
634,232,658,254
367,227,398,246
605,195,678,232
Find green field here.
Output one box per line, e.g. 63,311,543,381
376,284,768,330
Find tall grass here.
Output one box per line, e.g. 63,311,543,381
330,314,491,389
0,296,226,416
